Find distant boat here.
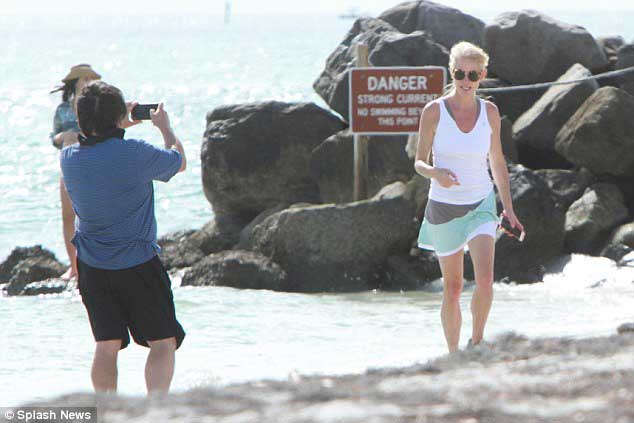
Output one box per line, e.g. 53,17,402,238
338,6,366,20
224,0,231,24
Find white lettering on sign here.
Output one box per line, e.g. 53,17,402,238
367,75,428,92
357,94,394,105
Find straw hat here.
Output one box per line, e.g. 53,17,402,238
62,64,101,83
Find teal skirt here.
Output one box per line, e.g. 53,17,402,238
418,190,500,256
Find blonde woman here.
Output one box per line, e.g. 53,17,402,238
415,42,524,352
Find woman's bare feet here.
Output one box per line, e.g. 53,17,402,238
61,266,77,281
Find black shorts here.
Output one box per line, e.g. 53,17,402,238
77,255,185,350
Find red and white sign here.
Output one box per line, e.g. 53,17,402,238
349,67,446,134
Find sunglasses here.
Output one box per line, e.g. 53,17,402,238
453,69,481,82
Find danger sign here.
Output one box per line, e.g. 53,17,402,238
349,67,446,134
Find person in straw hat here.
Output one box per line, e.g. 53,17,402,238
50,64,102,280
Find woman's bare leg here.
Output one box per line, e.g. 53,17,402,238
60,178,77,280
467,235,495,345
438,250,465,353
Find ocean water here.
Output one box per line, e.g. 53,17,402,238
1,10,634,406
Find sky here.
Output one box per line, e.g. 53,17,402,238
2,0,634,15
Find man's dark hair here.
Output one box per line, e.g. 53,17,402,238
77,81,126,136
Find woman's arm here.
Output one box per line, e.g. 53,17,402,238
487,101,524,232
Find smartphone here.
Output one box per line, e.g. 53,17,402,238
500,216,525,242
131,103,159,120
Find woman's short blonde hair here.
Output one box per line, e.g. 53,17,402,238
449,41,489,71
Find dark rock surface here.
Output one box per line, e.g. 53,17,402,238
0,246,65,296
181,250,288,291
534,168,595,210
247,184,418,292
202,101,345,221
485,10,607,85
555,87,634,178
377,0,485,48
310,130,414,204
513,63,598,169
158,218,248,270
479,79,545,123
25,329,634,423
616,44,634,95
493,164,566,282
21,279,71,296
565,183,629,254
313,18,448,121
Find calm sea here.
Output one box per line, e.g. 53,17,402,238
0,10,633,407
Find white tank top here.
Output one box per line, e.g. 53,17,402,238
428,97,493,204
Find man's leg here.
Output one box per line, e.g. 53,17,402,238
92,340,121,392
146,337,177,394
467,235,495,345
438,250,465,353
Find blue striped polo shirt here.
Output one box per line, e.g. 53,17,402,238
60,137,182,270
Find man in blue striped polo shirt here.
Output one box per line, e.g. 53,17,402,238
61,80,187,395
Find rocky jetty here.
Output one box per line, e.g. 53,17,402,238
23,326,634,423
4,1,634,294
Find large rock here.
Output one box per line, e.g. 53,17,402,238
485,10,608,85
513,63,598,169
4,256,66,296
493,164,566,282
533,168,595,210
202,102,345,221
313,18,448,121
565,183,629,254
247,185,418,292
377,0,485,48
479,78,545,123
181,251,288,291
310,130,414,203
1,246,65,296
597,36,626,74
158,217,248,270
555,87,634,177
616,44,634,95
21,279,71,296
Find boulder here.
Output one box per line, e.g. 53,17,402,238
247,184,418,292
555,87,634,178
500,116,518,163
202,101,345,221
313,18,448,121
513,64,598,169
157,229,204,270
158,217,248,270
21,279,70,296
377,0,485,48
600,221,634,262
181,250,288,291
4,256,66,296
485,10,607,85
236,204,290,251
616,44,634,95
479,79,545,123
597,36,626,73
381,251,441,290
493,164,566,282
565,183,629,254
0,245,60,283
533,168,595,210
310,129,414,203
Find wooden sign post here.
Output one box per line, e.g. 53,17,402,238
353,44,370,201
349,57,446,200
